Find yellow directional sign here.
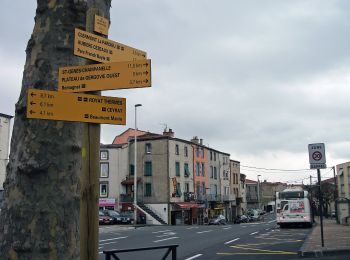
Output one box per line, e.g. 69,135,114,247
58,59,151,92
74,28,146,63
94,14,109,36
27,89,126,125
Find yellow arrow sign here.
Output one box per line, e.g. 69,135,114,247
27,89,126,125
74,28,146,63
58,59,151,92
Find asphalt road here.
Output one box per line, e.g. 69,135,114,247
98,214,311,260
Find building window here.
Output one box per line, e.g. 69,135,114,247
100,162,109,178
145,143,152,154
100,150,108,160
225,186,230,195
144,183,152,197
130,164,134,176
184,146,188,157
201,148,204,158
214,167,217,179
175,144,179,155
210,151,213,161
202,182,206,195
176,183,182,197
175,162,180,177
144,161,152,176
196,162,201,176
196,182,200,195
210,166,213,178
214,153,216,161
184,163,190,177
201,163,205,177
100,182,108,197
185,183,190,192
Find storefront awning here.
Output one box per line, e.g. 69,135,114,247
121,178,141,185
175,202,204,209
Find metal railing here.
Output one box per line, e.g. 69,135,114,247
103,244,178,260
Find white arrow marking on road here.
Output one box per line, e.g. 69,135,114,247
224,238,240,245
99,236,127,242
153,237,179,243
185,254,203,260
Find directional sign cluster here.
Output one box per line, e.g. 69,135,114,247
27,14,152,125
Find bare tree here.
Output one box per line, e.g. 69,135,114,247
0,0,111,259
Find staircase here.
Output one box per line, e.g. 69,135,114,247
137,202,167,225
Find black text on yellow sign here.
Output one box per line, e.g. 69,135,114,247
58,59,151,92
94,14,109,36
74,28,147,63
27,89,126,125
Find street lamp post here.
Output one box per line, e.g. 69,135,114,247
134,104,142,225
257,175,261,209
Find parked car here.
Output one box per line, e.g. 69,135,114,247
99,211,113,225
208,215,226,225
234,215,249,224
103,210,131,224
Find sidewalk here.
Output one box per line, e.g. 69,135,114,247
299,217,350,257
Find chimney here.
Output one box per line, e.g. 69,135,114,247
191,136,199,144
200,138,203,145
163,128,174,137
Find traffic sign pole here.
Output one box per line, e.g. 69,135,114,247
317,169,325,247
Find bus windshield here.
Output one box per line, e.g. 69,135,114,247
279,191,304,199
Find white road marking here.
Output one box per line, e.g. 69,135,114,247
99,236,127,242
187,226,199,229
250,231,259,235
265,228,270,231
152,229,171,234
156,232,176,238
197,230,213,234
223,227,232,230
241,226,247,228
153,237,179,243
268,220,276,223
224,238,240,245
185,253,203,260
99,248,118,255
99,241,121,246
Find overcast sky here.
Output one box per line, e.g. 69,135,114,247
1,1,349,183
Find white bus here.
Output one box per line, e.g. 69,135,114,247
276,188,312,228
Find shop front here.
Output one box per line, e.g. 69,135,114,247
99,198,117,211
171,202,204,225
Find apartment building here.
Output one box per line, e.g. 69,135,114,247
337,161,350,199
246,179,259,209
0,113,13,189
230,160,245,217
218,152,234,221
98,144,128,211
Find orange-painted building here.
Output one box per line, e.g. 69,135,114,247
191,137,209,201
112,128,148,144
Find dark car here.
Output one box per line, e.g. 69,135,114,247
99,211,113,225
234,215,249,224
103,210,131,224
208,215,226,225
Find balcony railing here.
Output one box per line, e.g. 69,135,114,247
222,194,236,202
120,194,133,203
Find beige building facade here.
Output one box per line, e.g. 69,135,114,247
0,113,13,189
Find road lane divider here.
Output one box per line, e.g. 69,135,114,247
224,238,240,245
185,254,203,260
196,230,213,234
99,236,127,242
152,229,171,233
249,231,259,235
153,237,179,243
